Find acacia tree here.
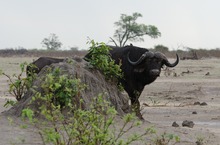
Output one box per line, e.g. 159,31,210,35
41,33,62,50
110,12,161,47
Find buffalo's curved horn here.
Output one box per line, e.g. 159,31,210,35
154,52,179,67
127,51,154,65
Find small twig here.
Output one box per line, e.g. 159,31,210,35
109,37,118,47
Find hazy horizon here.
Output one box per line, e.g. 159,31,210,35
1,0,220,50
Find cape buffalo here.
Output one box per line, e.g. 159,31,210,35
26,57,64,77
85,45,179,119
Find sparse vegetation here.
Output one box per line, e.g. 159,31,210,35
0,48,87,57
154,45,169,54
195,135,207,145
153,132,180,145
1,45,220,59
0,62,32,101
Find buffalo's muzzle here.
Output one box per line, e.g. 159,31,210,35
150,69,160,76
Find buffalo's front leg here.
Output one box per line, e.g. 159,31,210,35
130,97,144,120
124,85,144,120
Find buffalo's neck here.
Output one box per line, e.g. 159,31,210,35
121,78,145,98
122,83,144,102
121,74,158,98
143,76,158,85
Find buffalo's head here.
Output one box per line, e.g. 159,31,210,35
127,51,179,78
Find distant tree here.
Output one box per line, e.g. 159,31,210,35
70,46,79,51
154,44,169,53
110,12,161,47
41,33,62,50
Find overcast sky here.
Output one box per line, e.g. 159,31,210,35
1,0,220,50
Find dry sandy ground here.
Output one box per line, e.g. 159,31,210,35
0,57,220,144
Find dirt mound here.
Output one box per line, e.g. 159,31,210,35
3,59,130,117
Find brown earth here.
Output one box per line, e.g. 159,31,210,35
0,57,220,145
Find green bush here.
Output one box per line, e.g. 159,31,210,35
86,40,123,80
40,68,86,108
1,62,33,102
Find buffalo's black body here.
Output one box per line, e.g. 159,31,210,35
85,45,179,119
26,57,64,77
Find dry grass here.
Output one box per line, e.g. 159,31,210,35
1,48,220,59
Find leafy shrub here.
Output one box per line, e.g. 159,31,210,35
1,62,33,101
153,132,180,145
86,40,122,80
40,68,86,108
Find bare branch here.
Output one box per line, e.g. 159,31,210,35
109,37,118,47
122,31,131,47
